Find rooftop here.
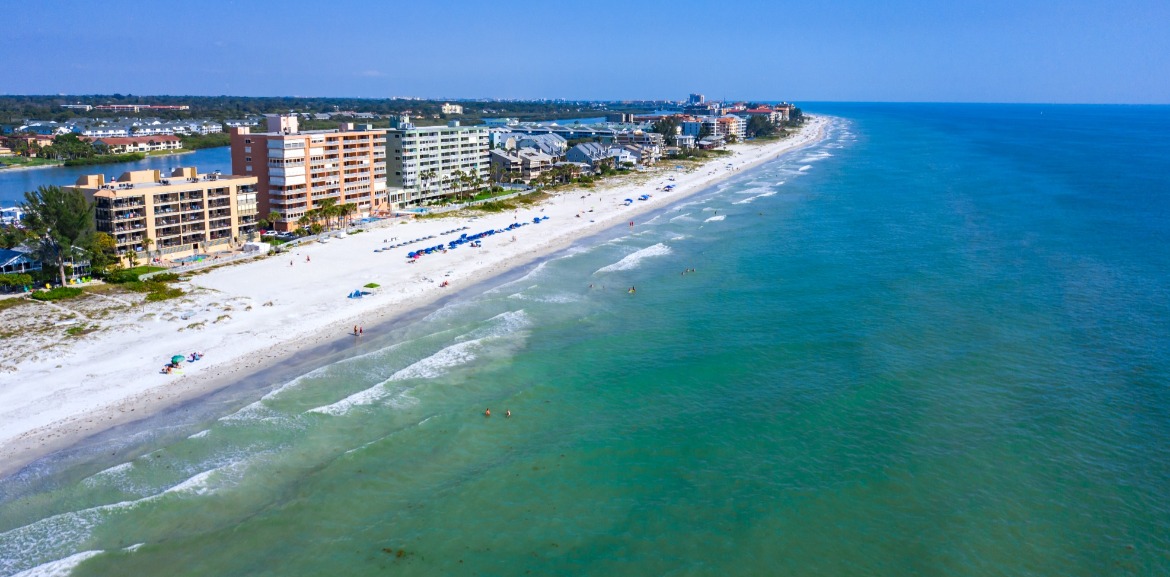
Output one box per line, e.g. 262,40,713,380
71,167,255,194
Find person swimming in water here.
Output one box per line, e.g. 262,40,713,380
484,408,491,417
628,286,636,294
506,410,512,418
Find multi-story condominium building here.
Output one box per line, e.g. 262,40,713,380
230,115,387,231
682,115,747,141
386,120,489,206
71,167,258,261
441,103,464,115
717,115,747,140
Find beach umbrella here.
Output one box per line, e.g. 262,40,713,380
171,355,185,364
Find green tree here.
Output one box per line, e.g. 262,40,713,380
314,198,339,230
88,231,120,276
21,185,94,286
339,203,357,228
652,116,682,145
0,226,33,249
746,115,776,138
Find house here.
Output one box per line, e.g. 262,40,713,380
0,207,24,226
19,121,69,136
224,118,262,128
4,133,56,156
618,143,661,166
492,132,568,158
0,247,41,276
91,135,183,154
490,148,555,183
674,134,696,150
698,136,725,149
441,103,464,115
0,245,90,283
613,130,665,148
565,142,610,168
566,142,638,170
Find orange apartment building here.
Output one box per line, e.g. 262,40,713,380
230,114,387,231
71,167,259,262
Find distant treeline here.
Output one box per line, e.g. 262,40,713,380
178,132,230,150
62,152,145,166
0,95,661,126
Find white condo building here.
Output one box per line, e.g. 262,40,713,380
386,120,490,207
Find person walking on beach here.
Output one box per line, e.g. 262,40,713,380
359,326,363,336
353,325,358,336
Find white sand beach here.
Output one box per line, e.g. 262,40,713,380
0,117,826,477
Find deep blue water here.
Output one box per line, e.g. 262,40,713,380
0,147,231,207
1,104,1168,576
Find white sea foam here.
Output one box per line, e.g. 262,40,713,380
704,215,726,222
595,243,672,273
483,261,551,296
124,543,145,553
306,311,529,417
218,399,275,422
508,292,580,304
9,550,104,577
669,213,693,222
798,165,813,172
0,463,245,576
187,429,210,439
87,461,132,481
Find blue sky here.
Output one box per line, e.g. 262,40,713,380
5,0,1168,103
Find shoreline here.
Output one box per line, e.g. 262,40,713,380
0,148,200,172
0,117,828,479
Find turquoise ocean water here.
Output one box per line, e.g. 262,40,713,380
2,104,1168,576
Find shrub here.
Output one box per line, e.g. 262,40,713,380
0,273,34,289
145,286,184,301
31,287,83,301
105,266,164,284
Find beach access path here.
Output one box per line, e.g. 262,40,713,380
0,117,828,478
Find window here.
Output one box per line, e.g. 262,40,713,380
244,138,252,144
245,157,252,162
246,165,252,172
244,146,251,153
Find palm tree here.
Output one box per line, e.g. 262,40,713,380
449,169,464,202
315,198,339,230
339,203,355,228
418,169,438,204
470,174,485,200
458,171,474,202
